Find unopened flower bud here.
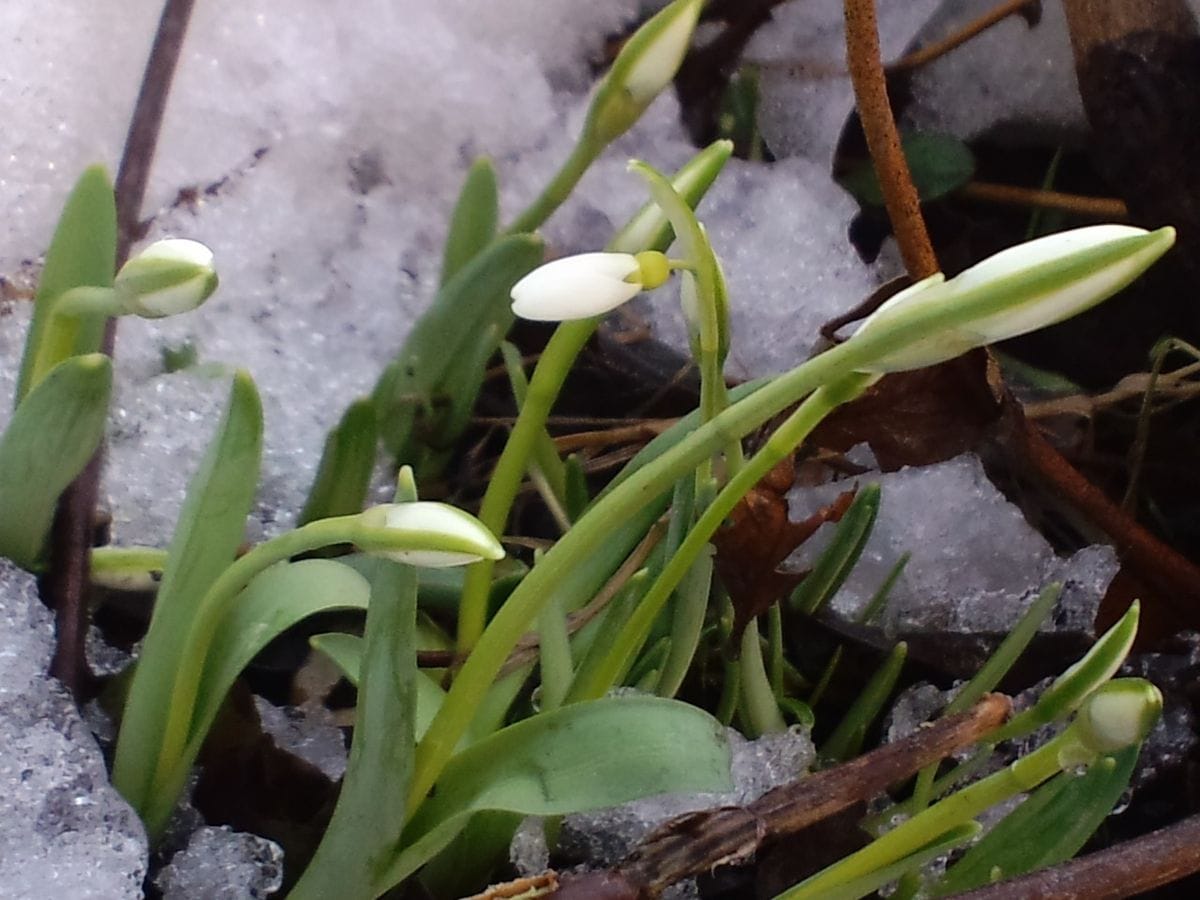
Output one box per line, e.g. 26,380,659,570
510,250,670,321
356,501,504,568
115,238,218,319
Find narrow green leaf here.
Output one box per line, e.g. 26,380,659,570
374,234,544,463
297,397,378,525
17,165,117,403
386,696,731,891
792,484,880,616
292,561,418,900
821,642,908,763
188,559,371,759
0,354,112,568
112,372,263,815
440,157,499,286
933,747,1139,896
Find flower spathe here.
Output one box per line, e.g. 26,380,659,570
511,250,670,321
115,238,219,318
357,501,504,568
851,224,1176,374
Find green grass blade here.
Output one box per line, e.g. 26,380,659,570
821,642,908,763
0,354,112,568
112,371,262,816
16,165,116,403
792,484,880,616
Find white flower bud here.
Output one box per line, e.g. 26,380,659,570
510,250,669,321
115,238,218,318
356,501,504,568
586,0,703,144
1074,679,1162,755
852,225,1176,374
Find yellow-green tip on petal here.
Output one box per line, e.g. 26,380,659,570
357,502,504,568
511,252,646,321
852,225,1176,374
115,238,218,318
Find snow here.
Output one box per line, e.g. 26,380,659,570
0,561,147,899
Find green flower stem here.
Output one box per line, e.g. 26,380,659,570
90,545,168,575
505,137,602,237
738,620,786,736
142,512,448,834
564,371,875,706
28,288,124,390
783,732,1074,899
407,333,893,814
456,320,596,652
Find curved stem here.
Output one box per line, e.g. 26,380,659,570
505,137,602,236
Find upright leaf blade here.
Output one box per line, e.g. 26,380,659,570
440,157,499,286
297,397,378,526
112,372,263,813
16,165,117,403
0,354,112,568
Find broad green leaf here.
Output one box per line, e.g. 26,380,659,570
113,372,263,817
374,234,544,464
17,165,117,403
297,398,378,526
791,484,880,615
385,696,731,891
840,133,975,207
292,560,419,900
440,157,499,286
933,746,1138,896
187,559,371,762
310,631,447,740
0,354,111,568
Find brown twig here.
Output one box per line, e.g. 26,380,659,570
843,0,938,278
46,0,197,696
887,0,1041,74
959,181,1129,220
550,694,1013,899
950,812,1200,899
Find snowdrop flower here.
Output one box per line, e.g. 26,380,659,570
1074,679,1162,756
851,225,1176,374
586,0,704,145
115,238,218,318
511,250,671,321
357,501,504,568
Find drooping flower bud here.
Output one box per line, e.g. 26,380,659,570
115,238,218,319
1072,678,1162,756
356,501,504,568
510,250,670,321
851,225,1176,374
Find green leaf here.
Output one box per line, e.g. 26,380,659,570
112,372,263,819
0,354,112,568
791,484,880,615
385,696,731,892
440,157,499,286
310,630,447,741
821,642,908,763
17,165,117,402
840,133,975,207
933,746,1138,896
187,559,371,761
297,398,378,526
374,233,544,465
292,560,419,900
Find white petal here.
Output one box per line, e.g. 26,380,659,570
359,502,504,568
511,252,642,321
134,238,214,268
624,0,703,105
